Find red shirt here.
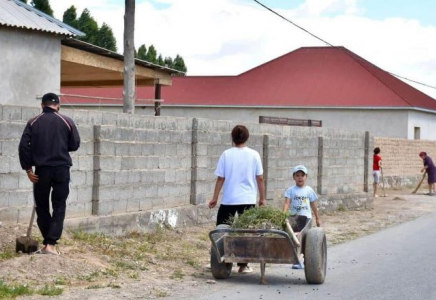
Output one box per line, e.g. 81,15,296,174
373,155,382,171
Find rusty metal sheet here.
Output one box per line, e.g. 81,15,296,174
223,236,299,264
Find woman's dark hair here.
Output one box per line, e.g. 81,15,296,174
231,125,249,145
374,147,380,155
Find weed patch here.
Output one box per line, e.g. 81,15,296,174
0,281,33,299
37,285,63,296
170,269,184,280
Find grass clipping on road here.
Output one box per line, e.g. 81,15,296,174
228,207,290,230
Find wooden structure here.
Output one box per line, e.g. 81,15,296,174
60,39,181,115
61,40,175,87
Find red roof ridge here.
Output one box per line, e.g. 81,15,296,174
238,46,347,77
339,48,414,108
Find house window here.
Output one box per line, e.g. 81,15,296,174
414,127,421,140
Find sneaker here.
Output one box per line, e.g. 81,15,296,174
238,265,253,273
292,261,304,270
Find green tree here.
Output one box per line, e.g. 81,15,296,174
137,44,147,60
77,8,99,44
164,57,173,68
147,45,158,63
19,0,27,3
62,6,78,28
96,23,117,51
173,54,187,73
31,0,53,17
157,54,164,66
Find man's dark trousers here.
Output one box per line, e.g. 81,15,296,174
33,166,70,245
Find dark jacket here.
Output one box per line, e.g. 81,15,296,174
18,107,81,170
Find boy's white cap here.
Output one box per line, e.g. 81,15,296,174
293,165,308,175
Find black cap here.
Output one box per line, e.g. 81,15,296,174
41,93,60,104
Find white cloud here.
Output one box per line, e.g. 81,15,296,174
295,0,360,17
52,0,436,99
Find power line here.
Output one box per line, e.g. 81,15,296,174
252,0,333,47
389,73,436,90
252,0,436,91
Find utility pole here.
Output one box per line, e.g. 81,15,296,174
123,0,135,114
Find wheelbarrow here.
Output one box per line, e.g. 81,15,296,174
209,217,327,284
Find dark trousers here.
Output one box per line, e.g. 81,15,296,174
216,204,255,226
216,204,255,268
33,166,70,245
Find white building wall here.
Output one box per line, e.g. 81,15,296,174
407,110,436,141
0,27,61,107
66,105,415,139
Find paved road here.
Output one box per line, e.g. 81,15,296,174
177,212,436,300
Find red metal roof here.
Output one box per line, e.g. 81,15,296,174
62,46,436,110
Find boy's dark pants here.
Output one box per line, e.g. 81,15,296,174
33,166,70,246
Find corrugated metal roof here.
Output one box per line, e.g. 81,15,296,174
0,0,83,36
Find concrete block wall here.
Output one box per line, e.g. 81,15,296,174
192,119,264,205
0,105,94,222
375,137,436,187
321,131,368,194
1,104,374,227
93,117,192,216
266,128,320,203
191,120,371,211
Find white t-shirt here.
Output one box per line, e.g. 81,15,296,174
214,147,263,205
284,185,318,218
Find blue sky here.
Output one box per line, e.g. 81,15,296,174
139,0,436,26
251,0,435,26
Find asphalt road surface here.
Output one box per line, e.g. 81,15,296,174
177,212,436,300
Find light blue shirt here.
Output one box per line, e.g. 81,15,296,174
284,185,318,218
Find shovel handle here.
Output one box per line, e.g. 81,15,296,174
412,173,426,194
27,206,36,238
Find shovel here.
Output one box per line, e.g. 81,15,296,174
16,206,39,254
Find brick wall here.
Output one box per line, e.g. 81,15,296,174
0,104,373,226
375,137,436,187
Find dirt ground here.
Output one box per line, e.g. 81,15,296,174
1,187,436,299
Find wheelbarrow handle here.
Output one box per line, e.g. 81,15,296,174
285,219,301,247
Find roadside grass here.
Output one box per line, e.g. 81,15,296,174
0,281,63,298
38,285,63,296
54,276,69,285
0,281,32,299
67,226,210,282
170,269,184,280
155,289,168,298
0,248,17,261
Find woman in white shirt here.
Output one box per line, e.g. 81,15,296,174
209,125,266,273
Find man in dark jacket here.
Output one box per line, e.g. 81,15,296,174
19,93,80,255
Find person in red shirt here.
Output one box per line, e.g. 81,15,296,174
373,147,382,197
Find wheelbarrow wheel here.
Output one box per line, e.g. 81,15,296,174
210,247,232,279
210,224,232,279
304,227,327,284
